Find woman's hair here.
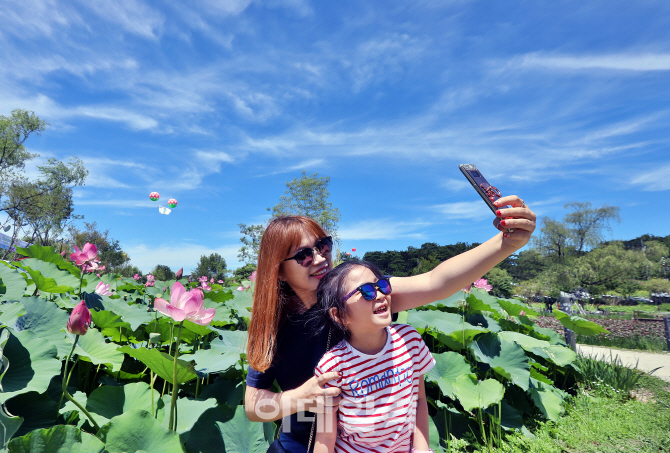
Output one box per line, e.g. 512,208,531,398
246,216,329,372
315,260,385,340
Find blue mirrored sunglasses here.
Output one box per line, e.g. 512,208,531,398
343,278,392,301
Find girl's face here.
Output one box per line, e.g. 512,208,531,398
338,267,392,337
280,232,333,305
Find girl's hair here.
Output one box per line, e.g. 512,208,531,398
315,260,385,340
246,216,329,372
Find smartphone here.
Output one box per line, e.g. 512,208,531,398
458,164,508,214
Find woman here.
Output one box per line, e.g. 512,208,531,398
245,196,536,452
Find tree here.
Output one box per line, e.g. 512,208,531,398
0,110,88,255
69,222,130,271
238,171,342,263
237,223,265,265
151,264,175,281
563,202,620,253
271,171,341,241
533,218,572,259
192,253,228,282
232,263,257,283
484,267,514,299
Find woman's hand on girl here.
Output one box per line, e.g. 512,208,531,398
492,196,536,250
289,372,341,414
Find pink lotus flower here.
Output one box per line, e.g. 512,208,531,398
67,300,92,335
70,243,98,266
175,268,183,279
198,276,208,283
145,274,155,287
154,282,215,325
133,273,141,281
237,284,251,291
217,280,223,284
83,262,105,273
473,278,493,292
95,282,113,296
249,271,257,282
201,282,211,291
520,310,526,316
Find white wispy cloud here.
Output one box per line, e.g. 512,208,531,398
339,219,431,240
79,0,164,39
630,163,670,191
432,201,493,220
517,52,670,72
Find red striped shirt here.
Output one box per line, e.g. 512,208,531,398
315,324,435,453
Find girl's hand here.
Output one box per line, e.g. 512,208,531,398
492,196,536,250
289,372,341,414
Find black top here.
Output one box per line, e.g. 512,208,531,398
246,304,397,451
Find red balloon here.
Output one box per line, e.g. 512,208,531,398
346,253,351,256
352,248,356,252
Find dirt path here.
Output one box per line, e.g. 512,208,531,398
577,344,670,383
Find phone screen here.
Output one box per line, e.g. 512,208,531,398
459,164,505,214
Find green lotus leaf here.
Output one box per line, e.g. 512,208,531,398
118,345,197,385
11,297,70,358
530,326,566,345
159,395,218,434
408,310,487,350
90,310,129,330
467,314,502,332
425,290,467,310
198,378,244,407
530,387,565,422
17,259,79,293
497,331,576,367
184,404,236,453
0,403,24,449
90,294,154,330
465,291,503,315
78,382,164,426
530,367,554,386
5,391,59,438
15,244,82,278
0,262,28,301
7,423,105,453
469,333,530,391
498,299,539,317
0,301,26,328
452,375,504,412
181,330,247,376
216,405,269,453
0,329,61,404
72,328,125,372
204,288,234,303
553,309,609,336
484,400,524,431
204,302,235,327
424,352,475,400
225,291,252,320
429,403,471,449
182,319,216,337
97,409,184,453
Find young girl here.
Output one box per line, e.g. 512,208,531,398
313,261,435,453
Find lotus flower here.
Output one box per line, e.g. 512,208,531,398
154,282,215,325
67,300,92,335
145,274,155,287
133,273,141,280
217,279,223,284
175,268,183,279
237,284,250,291
70,243,99,266
95,281,113,296
201,282,211,291
473,278,493,292
198,275,208,283
249,271,257,282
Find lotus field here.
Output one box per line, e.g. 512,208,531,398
0,244,609,452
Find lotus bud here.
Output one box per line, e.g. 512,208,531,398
67,300,92,336
175,268,183,279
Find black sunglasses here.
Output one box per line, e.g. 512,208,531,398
343,278,392,302
284,236,333,267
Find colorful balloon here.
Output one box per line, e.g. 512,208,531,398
352,248,356,252
346,252,351,256
168,199,178,208
150,192,160,201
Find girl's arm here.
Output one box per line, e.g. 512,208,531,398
314,408,338,453
413,376,430,451
244,373,341,422
392,197,536,312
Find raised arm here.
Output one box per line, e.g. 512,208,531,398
244,373,342,422
392,196,536,312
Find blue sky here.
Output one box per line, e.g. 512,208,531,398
1,0,669,273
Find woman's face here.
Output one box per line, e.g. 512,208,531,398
339,267,392,337
280,232,333,305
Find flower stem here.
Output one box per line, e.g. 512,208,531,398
168,321,184,431
64,390,101,432
59,335,80,409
